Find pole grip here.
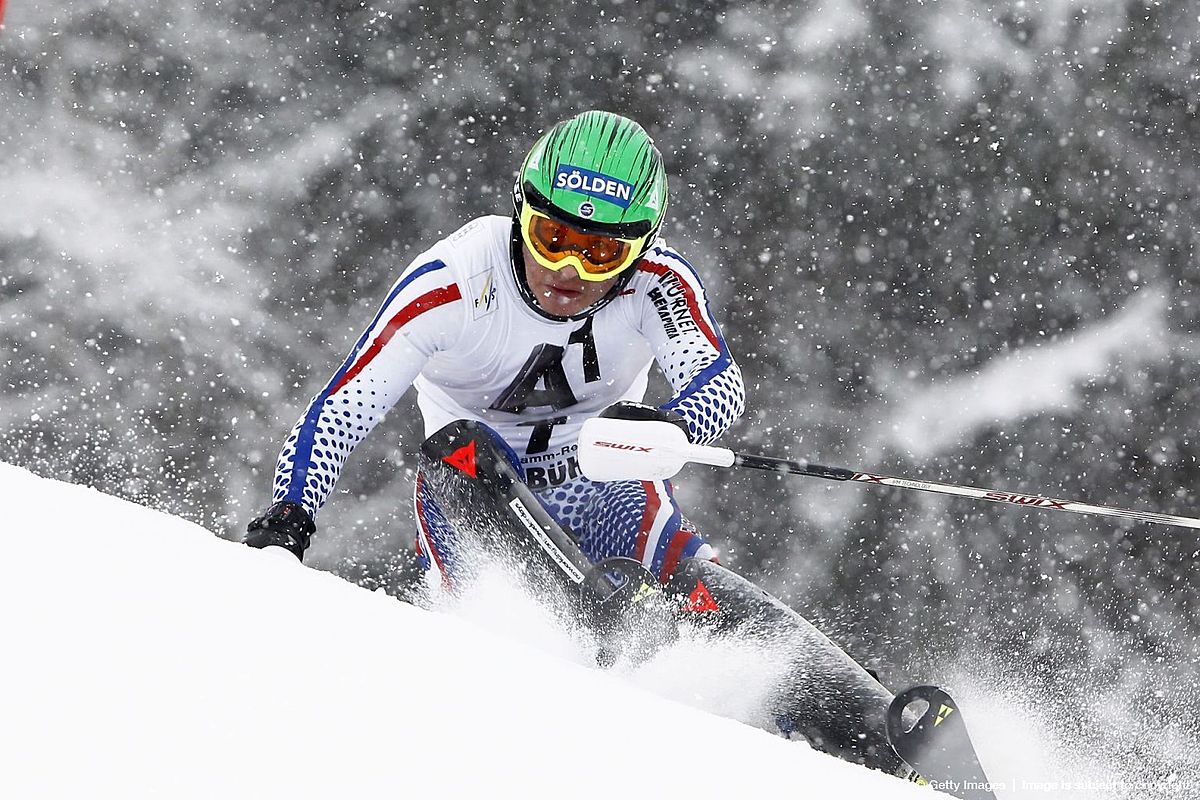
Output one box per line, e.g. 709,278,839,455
683,443,736,468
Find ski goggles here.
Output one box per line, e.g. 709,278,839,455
519,204,648,281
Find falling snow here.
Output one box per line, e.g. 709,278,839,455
1,1,1198,795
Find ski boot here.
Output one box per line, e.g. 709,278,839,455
580,556,678,667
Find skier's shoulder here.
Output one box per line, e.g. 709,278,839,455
441,214,511,254
628,239,710,296
416,214,510,286
387,215,507,294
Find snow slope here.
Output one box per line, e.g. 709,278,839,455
0,462,939,799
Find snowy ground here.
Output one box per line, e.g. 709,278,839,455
2,461,1193,799
0,461,940,799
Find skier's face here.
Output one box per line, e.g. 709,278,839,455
522,243,620,316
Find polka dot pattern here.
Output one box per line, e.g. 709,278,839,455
413,471,461,582
271,385,392,516
635,245,747,446
535,476,605,536
666,359,746,445
412,472,712,587
271,257,458,517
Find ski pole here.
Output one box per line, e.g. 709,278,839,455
577,417,1200,531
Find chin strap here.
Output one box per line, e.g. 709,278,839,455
507,217,635,322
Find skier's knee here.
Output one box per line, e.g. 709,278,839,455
654,520,714,584
453,419,525,478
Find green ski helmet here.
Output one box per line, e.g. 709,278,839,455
511,110,669,320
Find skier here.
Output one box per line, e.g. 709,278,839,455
245,110,746,589
242,111,996,796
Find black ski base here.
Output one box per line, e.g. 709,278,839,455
887,686,996,800
664,557,908,774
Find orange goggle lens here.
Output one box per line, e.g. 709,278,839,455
525,212,635,277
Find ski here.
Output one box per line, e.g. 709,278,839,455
421,422,1001,793
887,686,996,800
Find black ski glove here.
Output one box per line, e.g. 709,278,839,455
245,501,315,561
599,401,693,442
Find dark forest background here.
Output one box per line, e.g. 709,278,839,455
2,0,1198,777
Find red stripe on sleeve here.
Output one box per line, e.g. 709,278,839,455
330,284,461,395
639,261,721,352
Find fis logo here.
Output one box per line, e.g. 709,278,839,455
476,272,495,311
554,165,634,208
468,269,497,319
